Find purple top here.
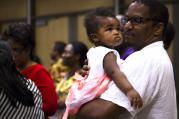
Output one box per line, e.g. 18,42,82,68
121,47,135,60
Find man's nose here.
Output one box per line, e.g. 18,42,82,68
124,21,134,30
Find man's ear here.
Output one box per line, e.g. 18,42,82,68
153,23,164,36
90,34,99,43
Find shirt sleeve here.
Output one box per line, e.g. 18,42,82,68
32,66,58,116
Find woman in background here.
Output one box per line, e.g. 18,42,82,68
3,22,58,118
49,41,67,84
0,40,44,119
50,41,66,65
54,41,88,119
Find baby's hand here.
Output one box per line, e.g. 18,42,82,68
79,59,90,77
127,89,143,109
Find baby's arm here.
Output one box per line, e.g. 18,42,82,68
103,52,143,109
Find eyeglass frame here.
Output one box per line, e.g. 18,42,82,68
120,16,159,25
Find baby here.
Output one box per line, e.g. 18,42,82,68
62,7,143,119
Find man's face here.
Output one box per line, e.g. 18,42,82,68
123,2,156,49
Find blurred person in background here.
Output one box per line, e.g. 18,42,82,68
2,22,58,118
54,41,88,119
49,41,67,85
50,41,66,65
115,42,135,60
0,40,44,119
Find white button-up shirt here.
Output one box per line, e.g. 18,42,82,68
101,41,177,119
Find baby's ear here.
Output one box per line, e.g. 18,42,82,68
90,34,98,43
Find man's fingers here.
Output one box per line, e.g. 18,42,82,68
84,59,88,65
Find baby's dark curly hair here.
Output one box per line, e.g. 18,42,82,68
84,7,116,43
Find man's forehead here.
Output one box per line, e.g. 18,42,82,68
125,2,149,17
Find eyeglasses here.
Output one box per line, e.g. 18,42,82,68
121,16,158,25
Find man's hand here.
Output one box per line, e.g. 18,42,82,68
79,59,90,77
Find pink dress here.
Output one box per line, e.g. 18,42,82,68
62,46,124,119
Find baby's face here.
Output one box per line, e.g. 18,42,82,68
95,17,123,48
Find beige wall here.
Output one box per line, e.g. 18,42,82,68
78,15,93,48
35,0,113,16
35,17,68,67
0,0,26,20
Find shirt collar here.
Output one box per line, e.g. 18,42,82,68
141,41,164,51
